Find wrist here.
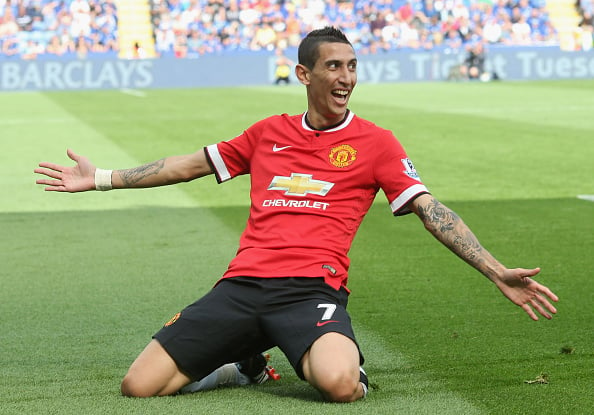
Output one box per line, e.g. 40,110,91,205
94,168,113,191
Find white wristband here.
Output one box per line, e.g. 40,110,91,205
95,168,113,191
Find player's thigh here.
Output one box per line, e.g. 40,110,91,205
261,279,364,379
153,278,270,381
121,339,191,397
301,331,361,388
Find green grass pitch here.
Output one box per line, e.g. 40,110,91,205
1,80,593,414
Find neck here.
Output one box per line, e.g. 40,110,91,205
305,110,350,131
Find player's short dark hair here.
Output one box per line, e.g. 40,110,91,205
298,26,353,70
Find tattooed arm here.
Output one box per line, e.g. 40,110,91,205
408,193,559,320
113,151,213,189
409,193,503,280
35,149,213,192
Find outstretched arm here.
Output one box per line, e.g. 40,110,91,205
35,148,213,192
408,193,558,321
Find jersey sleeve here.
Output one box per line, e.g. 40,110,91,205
204,119,264,183
374,131,429,216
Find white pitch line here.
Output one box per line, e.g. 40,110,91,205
120,88,146,97
577,195,594,202
354,325,483,414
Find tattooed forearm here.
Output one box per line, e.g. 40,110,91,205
416,197,458,233
452,234,482,263
417,197,497,278
118,159,165,187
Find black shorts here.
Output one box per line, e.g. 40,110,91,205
153,277,364,381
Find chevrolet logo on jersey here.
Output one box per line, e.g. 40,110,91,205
268,173,334,196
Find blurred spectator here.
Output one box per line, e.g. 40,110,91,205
15,3,32,31
273,46,294,85
579,10,593,27
577,8,593,50
0,6,19,36
579,0,593,15
46,34,68,55
70,0,91,37
251,22,276,50
511,14,532,44
483,16,503,43
173,33,187,58
459,41,486,80
2,33,20,56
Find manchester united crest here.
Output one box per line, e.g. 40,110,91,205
164,312,181,327
329,144,357,168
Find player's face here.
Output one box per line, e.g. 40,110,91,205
305,42,357,128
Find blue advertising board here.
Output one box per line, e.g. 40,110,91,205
1,46,592,92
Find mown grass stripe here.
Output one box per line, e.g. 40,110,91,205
2,92,197,213
1,81,592,414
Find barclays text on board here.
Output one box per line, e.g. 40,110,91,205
1,47,592,91
0,60,154,90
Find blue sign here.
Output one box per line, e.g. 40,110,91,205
1,47,592,92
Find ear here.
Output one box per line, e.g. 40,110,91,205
295,64,311,85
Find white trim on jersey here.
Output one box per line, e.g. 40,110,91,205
301,111,355,132
390,183,429,214
206,143,232,182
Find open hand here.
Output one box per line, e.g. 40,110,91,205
495,267,558,321
34,149,96,192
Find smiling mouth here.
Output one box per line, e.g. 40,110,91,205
332,89,349,102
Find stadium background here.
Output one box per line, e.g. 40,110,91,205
1,0,593,90
2,2,593,414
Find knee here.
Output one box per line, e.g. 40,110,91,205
120,373,156,398
316,370,361,403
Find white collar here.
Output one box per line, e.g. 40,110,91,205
301,111,355,132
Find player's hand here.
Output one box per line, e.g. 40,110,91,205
494,267,558,321
35,149,97,192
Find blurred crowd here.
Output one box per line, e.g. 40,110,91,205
151,0,561,58
0,0,118,59
0,0,592,60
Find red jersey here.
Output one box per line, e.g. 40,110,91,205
205,112,429,291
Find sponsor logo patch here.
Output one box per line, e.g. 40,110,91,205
268,173,334,196
401,158,420,179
